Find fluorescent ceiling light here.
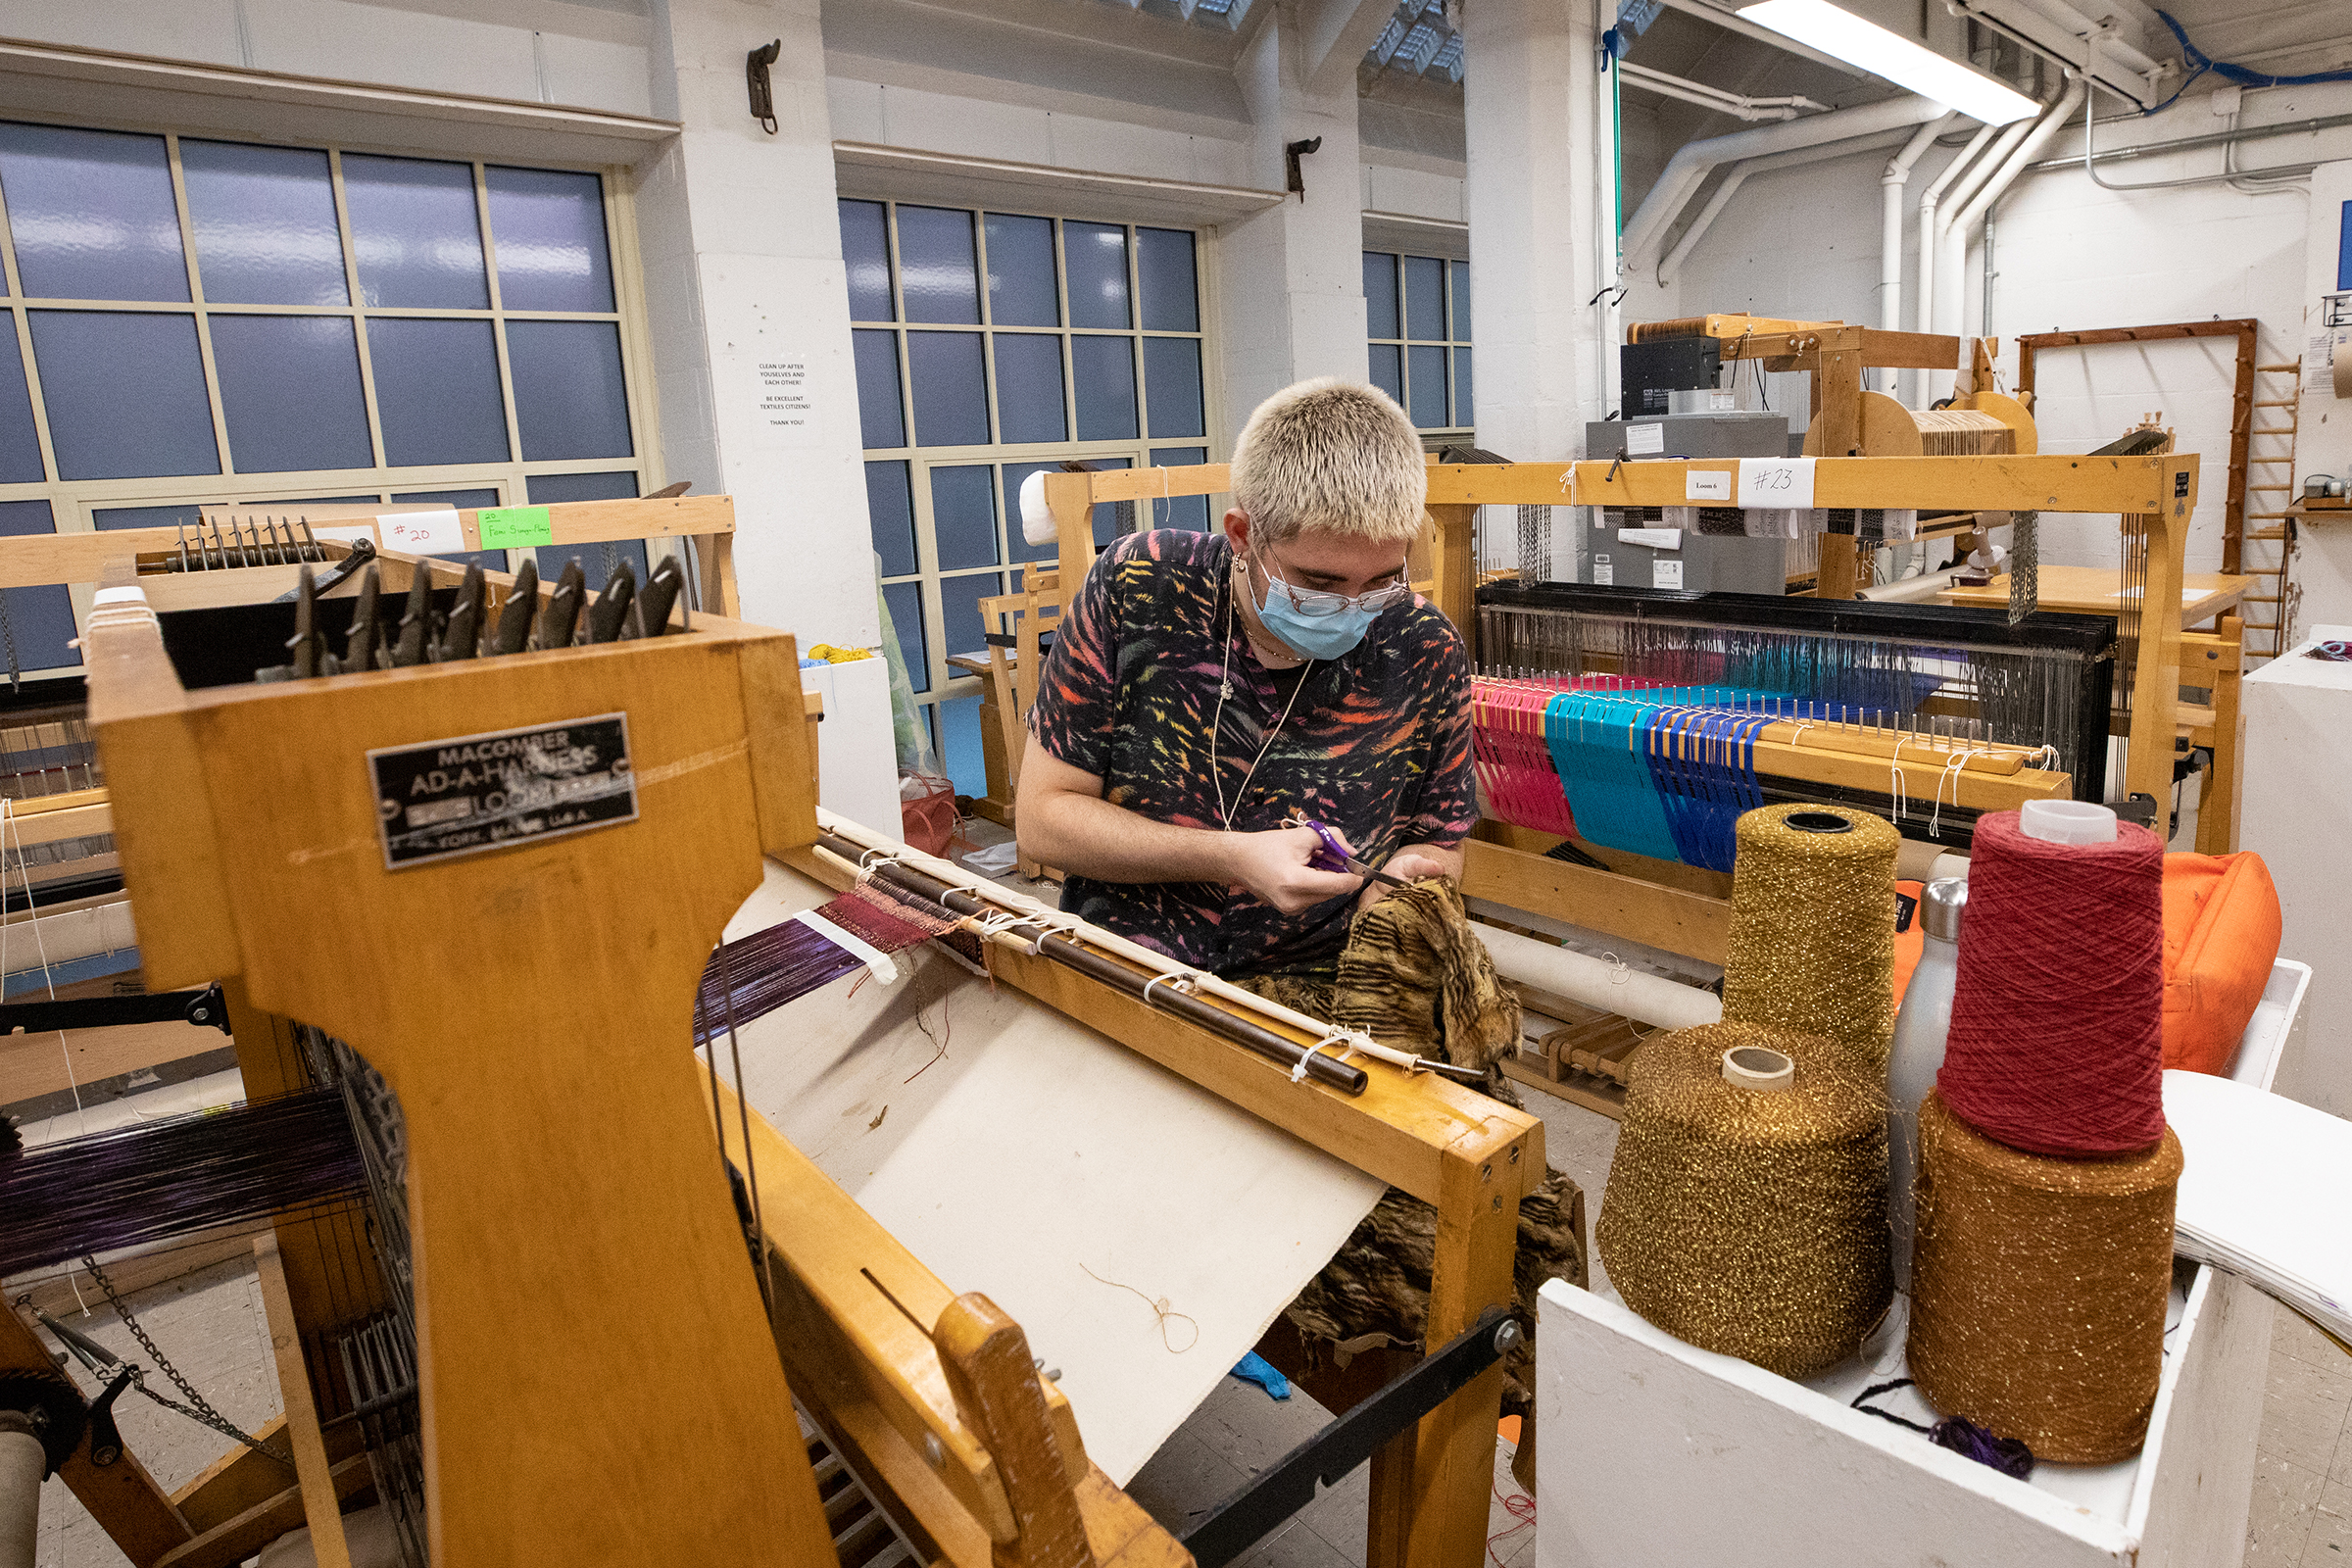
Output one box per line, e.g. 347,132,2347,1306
1736,0,2040,125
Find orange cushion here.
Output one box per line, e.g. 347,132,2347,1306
1891,880,1926,1008
2161,852,2282,1076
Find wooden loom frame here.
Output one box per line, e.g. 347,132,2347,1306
0,496,749,1110
9,525,1545,1568
1025,451,2196,971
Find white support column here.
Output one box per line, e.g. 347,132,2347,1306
1463,0,1609,466
1220,0,1371,430
637,0,877,656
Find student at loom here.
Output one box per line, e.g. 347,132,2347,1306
1016,377,1472,976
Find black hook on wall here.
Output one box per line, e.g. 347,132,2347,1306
748,40,781,135
1285,136,1321,200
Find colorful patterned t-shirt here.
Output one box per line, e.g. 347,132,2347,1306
1028,529,1476,977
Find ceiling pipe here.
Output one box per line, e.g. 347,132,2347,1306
1654,126,1920,286
1624,93,1955,270
1879,113,1958,392
1618,61,1832,122
1938,74,2087,358
1914,122,1998,343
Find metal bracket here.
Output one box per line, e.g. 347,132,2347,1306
1179,1307,1517,1568
1284,136,1321,199
747,40,781,135
0,983,231,1038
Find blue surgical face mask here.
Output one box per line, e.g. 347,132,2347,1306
1248,557,1390,661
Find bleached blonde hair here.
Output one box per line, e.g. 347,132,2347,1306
1229,377,1427,547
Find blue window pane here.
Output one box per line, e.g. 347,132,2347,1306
940,571,1004,661
179,140,347,307
840,199,894,322
211,316,370,474
1144,337,1203,440
985,215,1057,328
0,123,187,302
938,693,986,800
1408,344,1448,429
1450,260,1472,340
908,332,989,447
897,207,979,326
27,312,217,480
1066,223,1130,330
866,461,916,576
1071,337,1137,441
1364,253,1399,339
0,328,41,484
1454,346,1473,426
1149,447,1210,532
1405,257,1446,342
1005,460,1059,565
1368,343,1402,405
508,319,631,461
994,333,1065,445
884,580,928,693
525,471,646,590
368,318,509,466
1138,228,1198,333
932,465,999,571
0,502,77,671
395,485,511,574
854,330,906,449
343,154,489,310
484,166,612,313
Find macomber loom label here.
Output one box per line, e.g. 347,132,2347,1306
368,713,638,869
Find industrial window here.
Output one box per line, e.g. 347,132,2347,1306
0,120,658,677
1363,251,1471,435
843,198,1214,799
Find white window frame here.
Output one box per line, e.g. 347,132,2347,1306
0,109,665,675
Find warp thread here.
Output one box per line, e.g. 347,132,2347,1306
0,1090,365,1278
1936,810,2166,1156
1907,1090,2181,1463
1720,804,1900,1074
692,881,962,1043
1597,1022,1891,1379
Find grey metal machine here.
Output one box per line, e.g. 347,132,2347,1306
1582,412,1791,596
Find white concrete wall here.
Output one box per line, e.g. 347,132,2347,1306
2297,161,2352,629
1635,85,2352,581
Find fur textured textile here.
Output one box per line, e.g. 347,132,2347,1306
1238,880,1588,1425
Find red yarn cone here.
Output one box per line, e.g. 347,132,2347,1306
1935,809,2167,1155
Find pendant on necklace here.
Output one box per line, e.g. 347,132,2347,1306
1220,679,1234,699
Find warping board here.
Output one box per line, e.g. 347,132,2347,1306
710,858,1389,1484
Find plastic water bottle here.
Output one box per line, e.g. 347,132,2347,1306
1889,877,1967,1290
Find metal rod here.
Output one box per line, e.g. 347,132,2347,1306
823,836,1370,1096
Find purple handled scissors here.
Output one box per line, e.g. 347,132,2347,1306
1284,815,1411,889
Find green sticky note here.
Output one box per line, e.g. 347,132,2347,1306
477,506,554,549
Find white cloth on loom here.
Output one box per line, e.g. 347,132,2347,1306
2164,1068,2352,1343
711,859,1389,1484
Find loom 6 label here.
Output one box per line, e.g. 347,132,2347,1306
368,712,638,869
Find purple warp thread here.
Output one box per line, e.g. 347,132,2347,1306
1850,1377,2036,1481
0,1089,365,1278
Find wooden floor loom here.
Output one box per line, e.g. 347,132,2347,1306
1,529,1541,1568
995,445,2196,1108
0,496,745,1117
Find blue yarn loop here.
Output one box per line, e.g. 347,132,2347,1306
1850,1377,2035,1480
2147,9,2352,112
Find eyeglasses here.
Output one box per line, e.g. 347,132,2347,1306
1258,553,1413,618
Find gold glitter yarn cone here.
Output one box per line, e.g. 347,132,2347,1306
1907,1090,2182,1463
1596,1022,1891,1379
1720,804,1900,1074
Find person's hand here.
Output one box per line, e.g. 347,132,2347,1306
1355,848,1454,913
1225,826,1363,913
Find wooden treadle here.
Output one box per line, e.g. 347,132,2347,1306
1498,983,1662,1120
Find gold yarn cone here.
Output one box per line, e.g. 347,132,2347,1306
1720,804,1900,1074
1597,1022,1891,1379
1907,1091,2182,1462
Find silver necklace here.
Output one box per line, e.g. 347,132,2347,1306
1210,558,1312,830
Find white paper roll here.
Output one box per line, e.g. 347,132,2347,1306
1019,468,1056,545
1474,921,1724,1032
